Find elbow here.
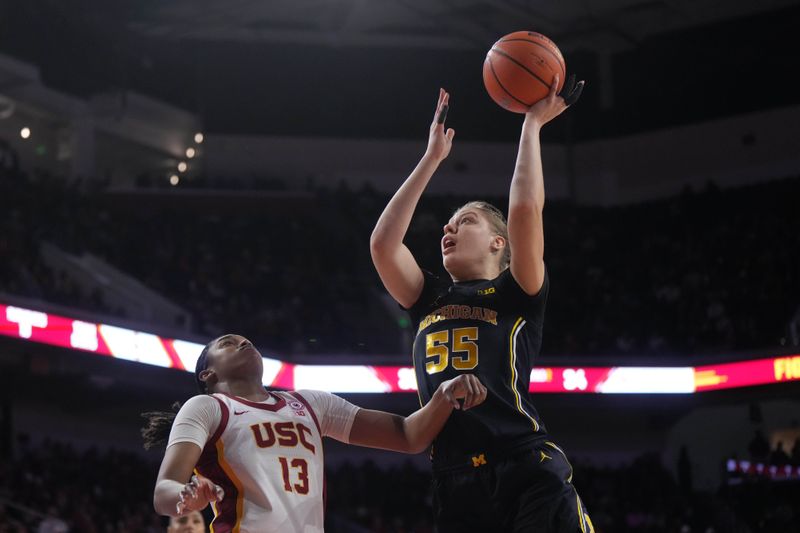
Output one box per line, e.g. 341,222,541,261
408,442,429,454
369,231,392,259
510,198,544,215
153,486,175,517
404,435,430,454
153,497,166,517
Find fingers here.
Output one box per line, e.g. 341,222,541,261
176,475,222,515
198,478,225,502
549,74,560,98
462,376,488,410
433,89,450,126
563,80,585,106
462,376,477,410
437,105,449,125
559,74,575,99
436,93,450,125
445,128,455,141
442,385,461,409
557,73,584,106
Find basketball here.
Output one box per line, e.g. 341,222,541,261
483,31,566,113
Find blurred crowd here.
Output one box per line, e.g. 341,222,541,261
1,436,798,533
3,164,798,357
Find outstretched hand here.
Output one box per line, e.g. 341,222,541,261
440,374,488,411
425,88,456,163
525,74,585,128
176,475,224,515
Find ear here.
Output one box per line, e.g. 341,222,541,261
199,368,217,387
490,235,506,253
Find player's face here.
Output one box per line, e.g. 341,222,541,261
441,209,499,277
207,334,263,382
168,510,205,533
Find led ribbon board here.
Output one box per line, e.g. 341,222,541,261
2,303,799,393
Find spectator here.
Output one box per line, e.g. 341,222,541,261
748,430,770,462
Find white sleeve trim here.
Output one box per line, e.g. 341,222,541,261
295,390,360,443
166,394,221,450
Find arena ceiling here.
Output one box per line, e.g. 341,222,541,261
130,0,796,52
1,1,799,141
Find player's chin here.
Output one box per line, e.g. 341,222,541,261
442,254,464,276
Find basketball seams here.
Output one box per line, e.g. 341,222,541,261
486,56,532,112
483,30,566,114
489,47,552,91
497,38,566,79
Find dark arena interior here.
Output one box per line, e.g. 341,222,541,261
1,1,800,532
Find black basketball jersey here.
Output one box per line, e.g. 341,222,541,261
406,268,549,466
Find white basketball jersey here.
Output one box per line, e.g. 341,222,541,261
195,391,326,533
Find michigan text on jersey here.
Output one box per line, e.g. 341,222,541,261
417,305,498,334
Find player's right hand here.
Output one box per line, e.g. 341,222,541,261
176,475,224,515
440,374,488,411
425,88,456,163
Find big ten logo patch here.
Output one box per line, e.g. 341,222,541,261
477,287,496,296
250,422,316,453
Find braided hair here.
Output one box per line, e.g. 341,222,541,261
140,340,214,450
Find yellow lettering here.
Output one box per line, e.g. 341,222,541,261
774,357,800,381
775,358,786,380
484,309,498,325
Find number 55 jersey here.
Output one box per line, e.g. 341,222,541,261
406,268,550,468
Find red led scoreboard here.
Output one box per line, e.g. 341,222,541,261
2,303,799,394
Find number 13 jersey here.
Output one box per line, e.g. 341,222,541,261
168,390,359,533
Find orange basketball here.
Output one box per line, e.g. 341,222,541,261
483,31,566,114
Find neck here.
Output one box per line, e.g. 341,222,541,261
450,263,501,283
212,378,269,401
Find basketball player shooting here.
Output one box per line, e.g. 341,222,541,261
369,77,592,532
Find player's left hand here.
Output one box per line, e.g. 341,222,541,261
440,374,488,410
176,475,225,515
525,74,585,127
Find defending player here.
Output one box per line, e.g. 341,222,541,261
142,333,486,533
369,78,593,532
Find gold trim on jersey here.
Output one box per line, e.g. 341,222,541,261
509,317,539,431
545,441,573,483
576,491,586,532
212,439,245,533
411,347,425,408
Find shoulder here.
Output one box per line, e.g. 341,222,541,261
176,394,224,421
405,269,451,315
180,393,223,411
292,389,350,414
293,389,360,442
492,267,549,311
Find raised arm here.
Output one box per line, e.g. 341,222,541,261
348,374,486,454
508,75,584,295
370,88,456,308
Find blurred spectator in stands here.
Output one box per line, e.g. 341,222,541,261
770,441,790,466
791,437,800,466
748,430,770,462
167,511,205,533
36,507,67,533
